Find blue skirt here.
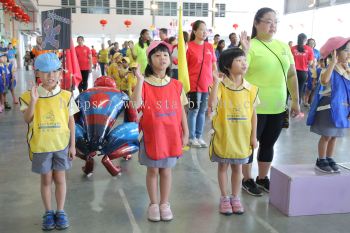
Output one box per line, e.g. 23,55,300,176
310,96,347,137
8,79,16,90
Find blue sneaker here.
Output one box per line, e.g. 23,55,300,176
315,158,333,173
55,210,69,230
42,210,55,231
326,157,340,173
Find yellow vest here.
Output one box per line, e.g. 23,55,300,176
209,82,258,159
21,90,71,159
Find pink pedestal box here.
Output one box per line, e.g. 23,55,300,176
269,164,350,216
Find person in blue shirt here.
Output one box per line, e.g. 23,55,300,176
307,38,320,61
0,41,7,53
7,43,17,70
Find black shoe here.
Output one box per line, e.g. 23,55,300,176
4,102,11,110
315,159,333,173
256,176,270,193
242,179,263,196
326,157,340,173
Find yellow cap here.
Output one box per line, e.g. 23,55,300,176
122,57,130,64
129,62,138,68
113,52,122,59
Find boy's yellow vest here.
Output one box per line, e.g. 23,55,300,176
21,90,71,159
210,82,258,159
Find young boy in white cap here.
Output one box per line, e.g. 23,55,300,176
19,53,79,230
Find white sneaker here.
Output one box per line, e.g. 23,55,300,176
147,204,160,222
160,203,173,221
188,138,201,148
197,138,208,148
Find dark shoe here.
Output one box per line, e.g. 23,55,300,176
256,176,270,193
242,179,263,196
55,210,69,230
42,210,55,231
4,102,11,110
315,159,333,173
326,157,340,173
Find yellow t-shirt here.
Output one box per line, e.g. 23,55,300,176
245,38,294,114
98,49,109,63
126,48,136,64
107,63,121,84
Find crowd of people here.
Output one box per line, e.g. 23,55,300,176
15,6,350,231
0,40,18,113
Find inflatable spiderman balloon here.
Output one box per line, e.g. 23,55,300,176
75,76,139,176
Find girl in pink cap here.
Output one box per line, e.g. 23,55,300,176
307,37,350,173
131,41,189,222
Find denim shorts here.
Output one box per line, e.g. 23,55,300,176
32,147,72,174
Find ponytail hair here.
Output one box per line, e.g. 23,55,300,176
138,29,150,49
251,7,276,39
190,20,206,41
297,33,307,53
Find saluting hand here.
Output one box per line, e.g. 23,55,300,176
30,81,39,104
240,31,250,53
135,65,144,82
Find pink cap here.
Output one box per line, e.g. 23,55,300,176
146,41,173,57
320,36,350,59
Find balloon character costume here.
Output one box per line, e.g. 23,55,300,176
75,76,139,176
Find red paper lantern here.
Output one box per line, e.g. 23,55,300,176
100,19,108,29
233,24,239,30
124,19,132,28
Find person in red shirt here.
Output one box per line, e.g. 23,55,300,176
91,45,98,69
75,36,92,92
291,33,314,105
186,20,217,148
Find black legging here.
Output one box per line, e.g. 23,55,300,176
99,62,106,76
79,70,90,92
248,112,284,163
296,70,308,103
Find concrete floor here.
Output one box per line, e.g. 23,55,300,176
1,69,350,233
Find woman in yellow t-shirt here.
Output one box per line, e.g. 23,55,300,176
98,44,109,75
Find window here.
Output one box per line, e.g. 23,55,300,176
215,3,225,17
151,2,177,16
61,0,76,13
183,2,208,17
81,0,110,14
116,0,144,15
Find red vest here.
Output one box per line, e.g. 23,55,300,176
140,79,183,160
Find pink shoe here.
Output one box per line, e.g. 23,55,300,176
219,196,233,215
0,105,3,113
147,204,160,222
231,196,244,215
160,203,173,221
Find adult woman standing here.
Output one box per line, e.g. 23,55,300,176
131,29,151,73
98,43,109,75
240,8,300,196
186,20,217,147
291,33,314,105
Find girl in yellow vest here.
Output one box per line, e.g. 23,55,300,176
19,53,79,231
208,48,259,215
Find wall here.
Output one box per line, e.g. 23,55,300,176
38,0,284,49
